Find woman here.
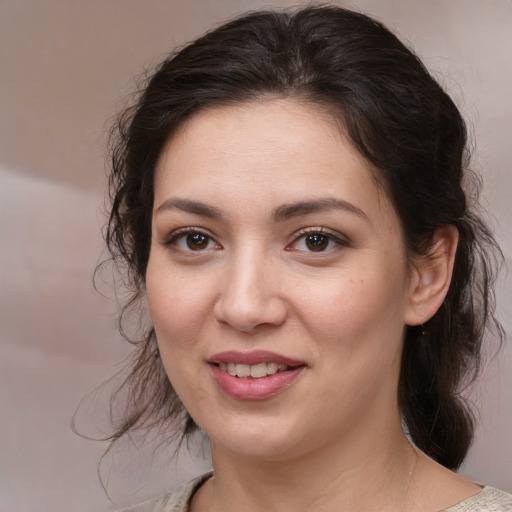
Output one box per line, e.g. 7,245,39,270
104,6,511,511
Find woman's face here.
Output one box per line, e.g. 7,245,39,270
146,99,419,460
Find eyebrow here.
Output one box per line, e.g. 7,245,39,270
155,198,223,219
155,196,368,223
272,197,369,223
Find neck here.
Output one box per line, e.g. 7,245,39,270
198,417,419,512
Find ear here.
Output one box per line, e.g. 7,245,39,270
404,225,459,326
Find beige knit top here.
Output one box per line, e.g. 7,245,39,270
119,474,512,512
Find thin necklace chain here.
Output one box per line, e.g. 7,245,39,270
203,447,422,512
402,446,420,512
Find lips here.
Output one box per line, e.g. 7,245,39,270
209,350,306,400
209,350,304,366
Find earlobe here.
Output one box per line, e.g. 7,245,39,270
405,225,459,326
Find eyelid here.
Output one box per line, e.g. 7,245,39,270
161,227,221,251
160,226,349,253
286,227,350,252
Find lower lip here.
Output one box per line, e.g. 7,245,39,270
210,364,305,400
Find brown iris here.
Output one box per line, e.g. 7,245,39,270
305,233,329,252
186,232,209,250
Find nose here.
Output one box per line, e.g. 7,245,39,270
213,249,287,333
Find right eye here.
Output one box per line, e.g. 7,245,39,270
164,229,221,252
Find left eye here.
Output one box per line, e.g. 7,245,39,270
288,231,344,253
171,230,220,252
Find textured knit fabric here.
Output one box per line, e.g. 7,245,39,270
118,474,512,512
442,486,512,511
118,474,211,512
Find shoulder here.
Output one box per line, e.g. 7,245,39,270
442,486,512,511
116,473,213,512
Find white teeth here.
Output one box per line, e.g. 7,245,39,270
250,363,267,378
218,361,290,378
236,364,251,378
266,362,279,375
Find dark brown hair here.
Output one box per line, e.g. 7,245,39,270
104,6,503,469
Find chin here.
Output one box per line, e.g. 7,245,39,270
201,413,316,462
212,436,300,461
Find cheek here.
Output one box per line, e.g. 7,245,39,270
295,263,408,384
302,272,407,404
297,267,408,335
146,260,215,343
145,267,215,407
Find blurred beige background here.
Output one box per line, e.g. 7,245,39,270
1,0,511,510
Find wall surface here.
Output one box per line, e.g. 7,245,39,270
1,0,511,510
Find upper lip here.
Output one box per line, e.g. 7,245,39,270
208,350,305,367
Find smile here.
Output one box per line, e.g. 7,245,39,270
218,362,289,379
209,350,306,400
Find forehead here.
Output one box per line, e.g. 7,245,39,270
156,99,345,175
154,99,396,228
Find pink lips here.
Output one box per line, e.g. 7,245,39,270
209,350,306,400
209,350,304,367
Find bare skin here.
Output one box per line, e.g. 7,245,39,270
147,99,481,512
190,433,480,512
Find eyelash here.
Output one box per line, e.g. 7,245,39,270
161,227,349,254
286,227,349,253
162,227,221,253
